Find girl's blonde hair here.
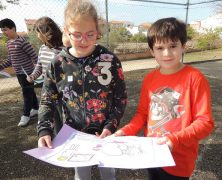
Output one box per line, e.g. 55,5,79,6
62,32,71,47
64,0,99,32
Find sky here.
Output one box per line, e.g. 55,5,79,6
101,0,219,24
0,0,220,32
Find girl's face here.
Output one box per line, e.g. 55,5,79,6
150,39,185,74
65,15,98,58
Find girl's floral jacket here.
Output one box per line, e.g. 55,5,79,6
37,45,127,137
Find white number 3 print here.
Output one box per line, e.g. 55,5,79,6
98,62,112,85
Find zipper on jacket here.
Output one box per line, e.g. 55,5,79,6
81,63,86,123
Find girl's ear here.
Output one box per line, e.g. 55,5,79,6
97,32,102,40
63,27,68,35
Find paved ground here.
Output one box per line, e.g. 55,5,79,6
0,60,222,180
0,58,158,92
0,56,215,91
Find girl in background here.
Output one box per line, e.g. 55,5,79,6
27,16,64,134
27,16,63,83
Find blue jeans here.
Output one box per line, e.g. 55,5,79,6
74,166,115,180
147,168,189,180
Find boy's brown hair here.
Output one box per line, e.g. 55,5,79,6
147,17,187,50
0,18,16,31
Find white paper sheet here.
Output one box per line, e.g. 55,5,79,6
98,136,175,169
24,124,175,169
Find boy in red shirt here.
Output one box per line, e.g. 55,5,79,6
114,17,214,180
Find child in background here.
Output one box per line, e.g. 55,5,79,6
0,18,39,127
114,17,214,180
37,0,127,180
27,16,63,83
27,16,64,134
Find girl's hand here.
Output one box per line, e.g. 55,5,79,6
26,75,34,83
38,135,53,148
96,129,111,139
156,136,173,151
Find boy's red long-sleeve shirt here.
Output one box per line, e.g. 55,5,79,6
121,65,214,177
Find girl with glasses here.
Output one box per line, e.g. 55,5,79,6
37,1,127,180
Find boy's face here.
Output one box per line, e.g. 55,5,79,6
65,15,98,58
150,39,185,74
0,27,16,40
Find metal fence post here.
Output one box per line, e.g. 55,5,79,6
105,0,109,49
182,0,190,63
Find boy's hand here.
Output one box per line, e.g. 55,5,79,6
38,135,53,148
113,130,125,137
156,136,173,151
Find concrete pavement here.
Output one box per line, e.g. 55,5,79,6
122,58,157,72
0,58,158,92
1,57,220,92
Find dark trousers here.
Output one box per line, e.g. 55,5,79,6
17,74,39,116
147,168,189,180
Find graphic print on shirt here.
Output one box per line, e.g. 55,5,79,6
60,56,113,128
148,87,185,136
98,62,111,85
97,53,114,86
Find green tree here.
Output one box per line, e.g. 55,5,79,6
27,31,42,52
109,26,131,43
0,34,8,61
0,4,4,10
99,26,131,51
0,0,20,10
130,32,147,43
196,29,221,50
0,35,7,44
187,26,197,40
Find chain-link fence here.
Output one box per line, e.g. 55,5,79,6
0,0,222,92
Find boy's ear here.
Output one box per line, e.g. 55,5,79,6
150,49,155,57
182,44,186,53
182,44,186,54
12,27,16,32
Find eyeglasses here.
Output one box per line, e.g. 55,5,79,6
68,31,98,42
